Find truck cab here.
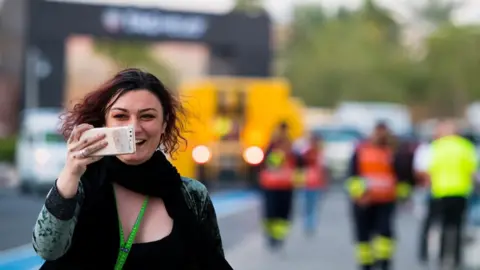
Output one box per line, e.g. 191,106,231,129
170,77,304,188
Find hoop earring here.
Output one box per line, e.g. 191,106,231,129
156,134,164,151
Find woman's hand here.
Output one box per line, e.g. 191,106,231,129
64,124,108,176
57,124,108,198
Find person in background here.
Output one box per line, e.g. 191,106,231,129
461,132,480,233
394,135,418,190
259,121,296,250
345,121,411,270
31,68,232,269
213,108,233,141
425,120,477,269
416,122,442,264
298,132,328,235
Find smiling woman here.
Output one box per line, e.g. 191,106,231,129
31,68,233,270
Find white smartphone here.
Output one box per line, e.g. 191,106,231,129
78,125,136,156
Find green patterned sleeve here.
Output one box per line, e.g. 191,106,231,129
199,191,225,257
182,178,226,257
32,181,85,260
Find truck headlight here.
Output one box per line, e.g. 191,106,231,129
192,145,211,164
243,146,264,165
35,148,51,166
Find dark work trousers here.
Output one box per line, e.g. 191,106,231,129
419,197,439,263
352,202,395,270
426,196,468,267
263,189,294,248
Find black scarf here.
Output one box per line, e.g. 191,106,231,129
103,150,182,203
103,151,231,269
41,151,232,270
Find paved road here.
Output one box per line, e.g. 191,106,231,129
226,191,480,270
0,190,45,251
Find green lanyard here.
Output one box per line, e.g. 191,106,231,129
113,192,149,270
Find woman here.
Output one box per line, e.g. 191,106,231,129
32,68,233,269
259,122,296,250
300,133,327,235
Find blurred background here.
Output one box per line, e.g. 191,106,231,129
1,0,480,269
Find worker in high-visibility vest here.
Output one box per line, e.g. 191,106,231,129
425,120,477,268
345,121,411,270
213,114,233,140
296,132,327,235
259,121,296,250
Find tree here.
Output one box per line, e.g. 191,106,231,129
411,0,464,28
278,0,480,120
404,0,473,118
93,39,176,87
361,0,401,44
282,1,413,107
285,4,327,53
233,0,264,13
422,24,480,117
336,7,354,21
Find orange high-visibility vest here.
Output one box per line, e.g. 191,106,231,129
357,143,397,203
260,148,295,190
303,147,326,189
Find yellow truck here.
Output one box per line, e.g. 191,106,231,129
169,76,304,187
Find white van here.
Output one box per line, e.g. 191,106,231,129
16,108,67,194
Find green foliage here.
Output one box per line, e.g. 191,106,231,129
411,0,463,27
283,2,409,106
93,39,176,88
233,0,264,13
422,24,480,116
280,0,480,118
0,136,16,163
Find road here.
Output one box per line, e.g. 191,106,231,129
226,191,480,270
0,187,479,269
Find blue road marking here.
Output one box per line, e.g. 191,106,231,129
211,190,257,216
0,189,259,270
0,256,43,270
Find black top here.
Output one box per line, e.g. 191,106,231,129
123,221,185,270
36,152,232,270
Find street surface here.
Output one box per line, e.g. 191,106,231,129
226,191,480,270
0,186,479,269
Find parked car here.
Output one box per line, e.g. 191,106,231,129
311,125,364,182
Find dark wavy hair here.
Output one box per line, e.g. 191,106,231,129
60,68,187,158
